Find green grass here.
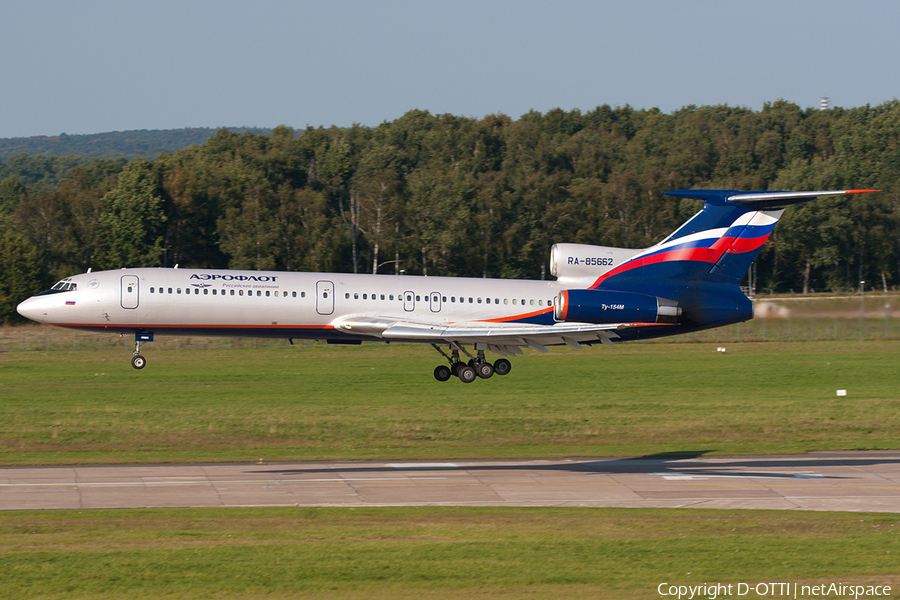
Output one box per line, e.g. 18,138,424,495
0,507,897,599
1,340,898,465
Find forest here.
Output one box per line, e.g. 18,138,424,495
2,100,900,323
0,127,273,161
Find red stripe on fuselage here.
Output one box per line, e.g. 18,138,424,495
51,323,336,330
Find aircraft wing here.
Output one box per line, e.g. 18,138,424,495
331,315,674,356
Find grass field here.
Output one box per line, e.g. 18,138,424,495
2,336,899,598
1,339,898,465
1,507,897,599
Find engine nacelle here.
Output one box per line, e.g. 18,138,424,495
550,243,641,285
556,289,681,324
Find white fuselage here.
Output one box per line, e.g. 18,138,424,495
17,267,567,341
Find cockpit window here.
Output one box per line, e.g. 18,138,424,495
51,279,77,292
37,278,77,296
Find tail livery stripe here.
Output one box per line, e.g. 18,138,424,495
590,210,781,288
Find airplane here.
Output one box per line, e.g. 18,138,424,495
16,189,879,382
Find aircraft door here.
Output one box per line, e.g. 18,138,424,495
120,275,139,309
403,290,415,312
429,292,442,313
316,280,334,315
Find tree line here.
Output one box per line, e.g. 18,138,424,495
2,100,900,323
0,127,273,161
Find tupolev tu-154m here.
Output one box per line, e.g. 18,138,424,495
17,189,879,382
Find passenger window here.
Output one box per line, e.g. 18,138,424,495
195,289,199,295
323,291,328,298
212,289,217,295
381,294,385,300
477,298,482,304
416,295,420,301
468,297,473,303
530,299,534,306
442,296,447,302
293,291,297,298
495,298,499,304
150,287,154,293
521,299,525,305
512,299,517,305
363,293,367,299
265,291,270,297
389,295,394,300
354,293,359,299
177,288,181,294
485,298,490,304
451,297,455,302
239,290,243,296
406,295,412,301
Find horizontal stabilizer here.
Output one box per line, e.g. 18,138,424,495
727,189,880,206
664,189,880,209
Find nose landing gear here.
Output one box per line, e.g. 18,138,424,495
431,343,511,382
131,332,153,369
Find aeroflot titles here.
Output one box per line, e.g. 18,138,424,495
190,273,279,282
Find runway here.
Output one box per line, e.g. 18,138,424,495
2,451,899,512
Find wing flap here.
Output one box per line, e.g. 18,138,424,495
331,315,677,353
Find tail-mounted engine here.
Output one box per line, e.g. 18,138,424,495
556,289,681,324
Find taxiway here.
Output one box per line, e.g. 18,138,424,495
2,451,898,512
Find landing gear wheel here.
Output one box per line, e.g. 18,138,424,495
131,355,146,370
458,365,477,383
475,362,494,379
451,362,465,377
434,365,452,382
493,358,511,376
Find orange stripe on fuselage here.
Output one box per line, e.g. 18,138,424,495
479,307,555,323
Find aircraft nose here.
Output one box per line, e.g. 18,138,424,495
16,296,44,323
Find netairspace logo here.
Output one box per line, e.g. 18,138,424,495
657,582,892,599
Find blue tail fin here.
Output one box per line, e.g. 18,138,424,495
588,189,879,330
591,189,878,287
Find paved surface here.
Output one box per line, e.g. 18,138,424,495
2,451,899,512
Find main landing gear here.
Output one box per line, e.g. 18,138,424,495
131,333,153,369
431,343,511,383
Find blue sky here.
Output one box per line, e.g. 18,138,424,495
2,0,898,138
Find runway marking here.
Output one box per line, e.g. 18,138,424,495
658,472,825,480
387,463,459,468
